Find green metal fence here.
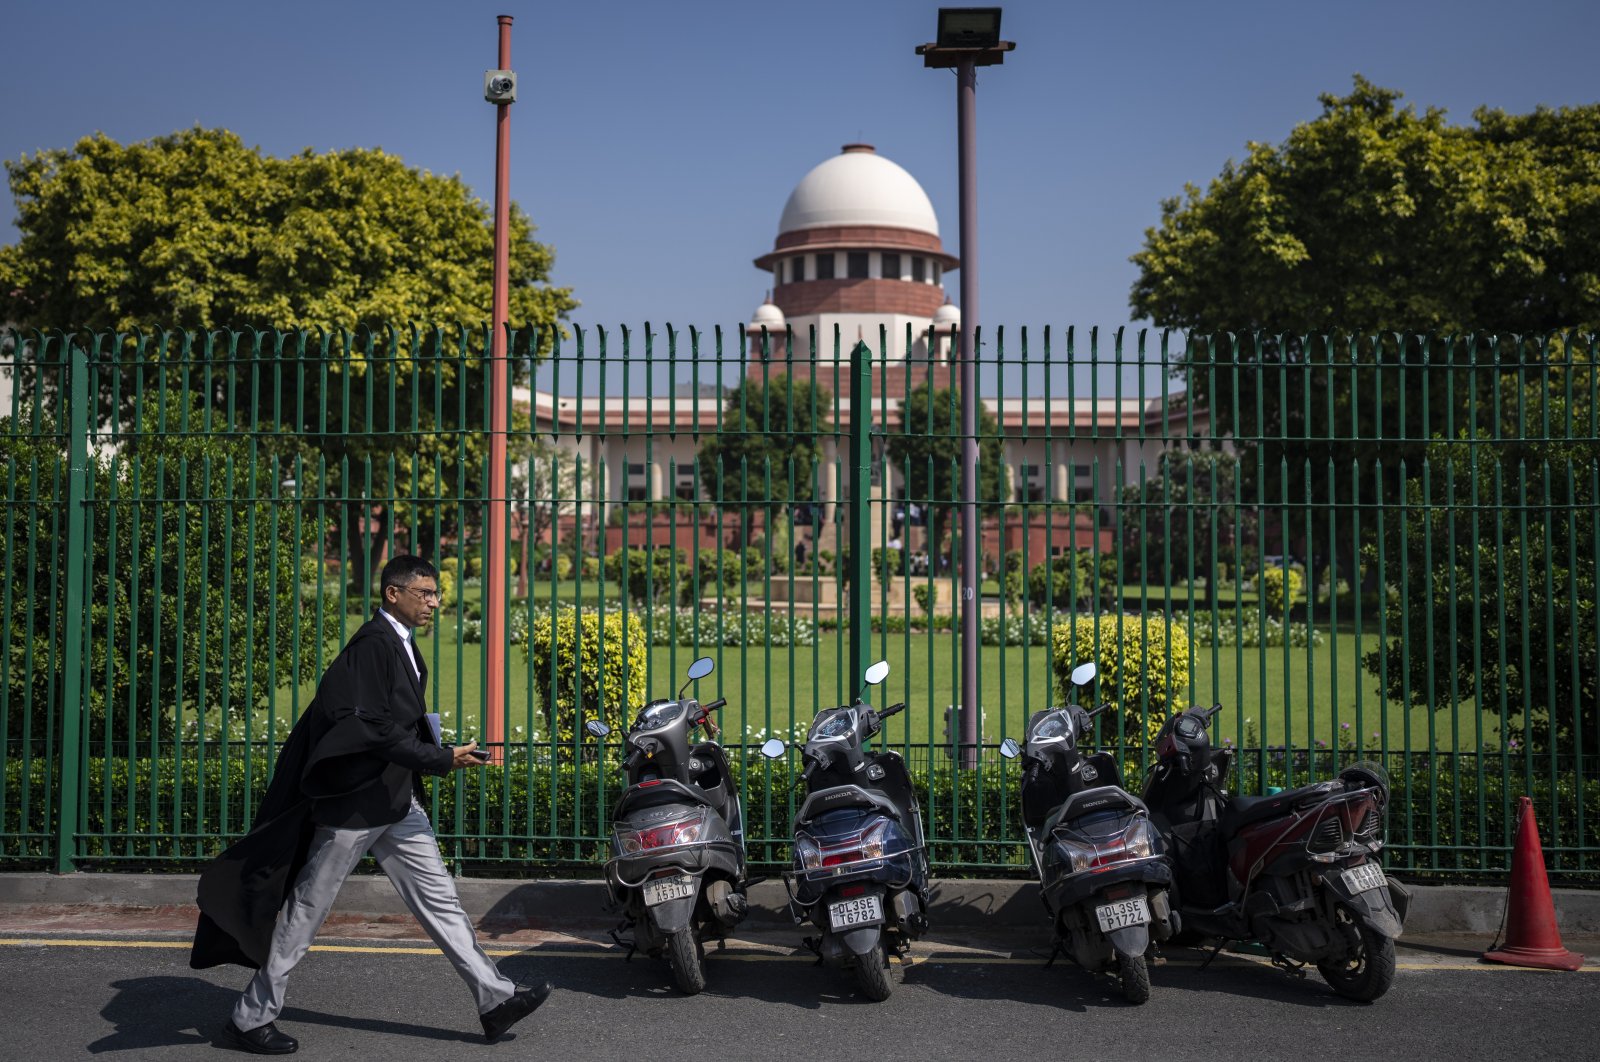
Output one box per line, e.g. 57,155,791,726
2,324,1595,881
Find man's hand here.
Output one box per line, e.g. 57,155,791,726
450,741,488,769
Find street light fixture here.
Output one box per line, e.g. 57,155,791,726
917,8,1014,769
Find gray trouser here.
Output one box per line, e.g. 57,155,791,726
232,804,516,1031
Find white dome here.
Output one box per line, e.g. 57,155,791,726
777,145,939,237
932,301,961,327
749,300,785,329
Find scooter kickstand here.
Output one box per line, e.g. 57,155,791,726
608,921,638,963
1198,940,1225,972
801,935,824,966
1043,940,1064,969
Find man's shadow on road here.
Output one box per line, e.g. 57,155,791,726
90,976,489,1053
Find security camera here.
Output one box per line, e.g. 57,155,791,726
484,69,517,103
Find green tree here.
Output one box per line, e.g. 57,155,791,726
1,397,338,745
697,374,831,542
0,128,579,585
885,379,1008,561
0,128,575,330
1118,449,1251,585
1128,79,1600,589
1130,77,1600,335
1364,432,1597,757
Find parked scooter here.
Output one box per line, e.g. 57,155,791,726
758,660,929,1001
998,662,1176,1003
586,656,751,994
1141,702,1409,1001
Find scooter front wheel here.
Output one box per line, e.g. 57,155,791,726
854,942,894,1002
1317,924,1395,1002
667,928,706,995
1118,952,1151,1004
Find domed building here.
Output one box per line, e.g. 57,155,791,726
521,141,1207,578
748,144,956,357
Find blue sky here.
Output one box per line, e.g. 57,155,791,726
3,0,1598,338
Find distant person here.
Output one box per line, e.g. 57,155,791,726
191,555,552,1054
795,540,807,568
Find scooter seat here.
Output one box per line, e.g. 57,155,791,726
1221,780,1340,837
1041,786,1145,838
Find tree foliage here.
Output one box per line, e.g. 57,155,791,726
1129,80,1600,587
697,374,831,531
0,128,580,583
1364,438,1597,757
885,378,1009,556
1118,449,1250,584
2,397,338,745
0,127,576,330
1130,77,1600,335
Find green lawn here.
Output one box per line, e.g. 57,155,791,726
270,605,1498,755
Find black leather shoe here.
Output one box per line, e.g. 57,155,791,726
480,982,553,1043
219,1019,298,1054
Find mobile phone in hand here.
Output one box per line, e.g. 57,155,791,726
468,748,491,762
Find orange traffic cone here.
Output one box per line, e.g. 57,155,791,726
1482,796,1585,971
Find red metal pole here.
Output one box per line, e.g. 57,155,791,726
486,13,513,762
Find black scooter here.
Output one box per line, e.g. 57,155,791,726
1141,702,1408,1001
998,662,1176,1003
586,656,751,994
759,660,929,1001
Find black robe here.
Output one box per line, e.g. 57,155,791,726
189,615,453,970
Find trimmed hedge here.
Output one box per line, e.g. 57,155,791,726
6,751,1593,882
5,749,1596,881
1052,613,1192,746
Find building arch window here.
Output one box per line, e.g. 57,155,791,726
882,252,901,280
847,252,869,279
816,253,835,280
911,256,926,283
790,256,805,283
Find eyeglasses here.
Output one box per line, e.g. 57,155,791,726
389,585,441,604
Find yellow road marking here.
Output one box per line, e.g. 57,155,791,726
0,936,1593,971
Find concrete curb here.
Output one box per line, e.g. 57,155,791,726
1,872,1597,936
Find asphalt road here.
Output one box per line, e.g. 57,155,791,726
1,931,1594,1061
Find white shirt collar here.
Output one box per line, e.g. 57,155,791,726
378,607,412,642
379,608,421,681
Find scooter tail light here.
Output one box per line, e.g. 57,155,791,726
614,809,707,854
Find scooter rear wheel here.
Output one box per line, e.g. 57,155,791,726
854,943,894,1002
667,928,706,995
1317,924,1395,1002
1118,952,1151,1004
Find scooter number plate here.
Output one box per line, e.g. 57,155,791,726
1094,895,1151,932
641,873,696,907
828,894,884,930
1341,862,1386,894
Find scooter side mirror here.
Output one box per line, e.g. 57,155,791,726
759,738,787,759
863,660,890,687
584,719,611,739
1070,661,1097,687
679,655,715,698
999,738,1021,760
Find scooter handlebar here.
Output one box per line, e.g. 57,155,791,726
703,698,727,712
879,702,906,720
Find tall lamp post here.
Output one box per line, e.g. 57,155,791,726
918,9,1013,769
484,16,518,761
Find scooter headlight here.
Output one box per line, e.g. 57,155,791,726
794,832,823,870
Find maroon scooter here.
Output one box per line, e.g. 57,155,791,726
1141,704,1410,1001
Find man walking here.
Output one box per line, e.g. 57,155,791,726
191,555,550,1053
